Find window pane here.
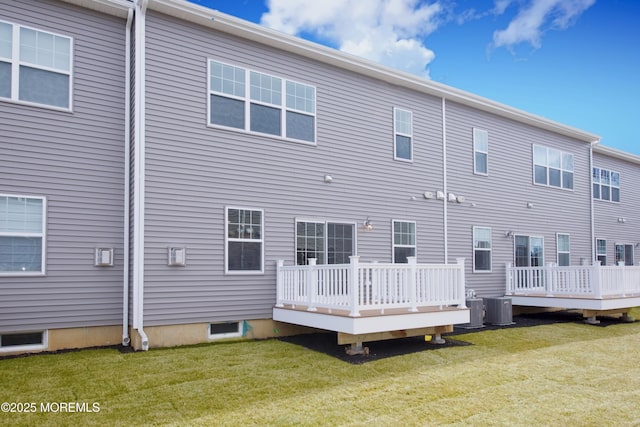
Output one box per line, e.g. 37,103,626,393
395,135,411,160
558,253,570,267
612,187,620,202
624,245,633,266
561,153,573,171
474,250,491,271
210,95,244,129
19,65,69,108
0,236,42,272
596,240,607,254
250,71,281,106
549,168,561,187
592,167,600,183
286,111,314,142
0,22,11,59
601,185,610,201
210,61,245,97
250,103,281,136
533,145,546,165
593,183,600,199
475,152,487,174
395,109,412,135
394,247,415,264
548,149,561,168
228,241,261,271
534,165,547,185
557,234,569,252
600,169,610,185
0,61,10,98
562,171,573,190
286,81,315,114
530,237,544,267
327,223,353,264
474,129,488,152
3,196,43,233
611,172,620,187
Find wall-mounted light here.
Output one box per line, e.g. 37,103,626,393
436,191,445,200
363,217,374,231
617,217,627,223
324,175,333,183
505,231,513,238
448,193,457,202
423,191,434,200
527,202,534,209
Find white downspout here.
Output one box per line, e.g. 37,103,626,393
442,98,448,263
122,6,134,347
133,0,149,351
589,140,599,263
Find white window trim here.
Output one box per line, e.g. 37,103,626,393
393,107,413,162
224,206,264,275
0,194,46,277
294,218,358,265
592,167,621,203
391,220,417,263
0,330,48,353
473,128,489,176
0,20,73,111
556,233,570,266
532,145,574,191
472,226,492,273
207,59,317,145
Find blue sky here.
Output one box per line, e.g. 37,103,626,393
188,0,639,155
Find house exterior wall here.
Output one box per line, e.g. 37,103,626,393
140,10,447,326
445,101,593,296
593,150,640,266
0,0,126,333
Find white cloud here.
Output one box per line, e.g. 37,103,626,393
492,0,595,50
260,0,445,77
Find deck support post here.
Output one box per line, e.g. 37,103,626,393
432,333,446,344
621,312,635,323
346,342,368,356
584,316,600,325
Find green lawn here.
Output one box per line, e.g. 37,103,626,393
1,309,639,426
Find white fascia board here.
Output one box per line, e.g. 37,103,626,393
148,0,599,143
61,0,133,18
593,144,640,164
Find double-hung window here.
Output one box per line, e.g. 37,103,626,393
592,167,620,202
596,239,607,266
0,195,46,275
556,233,570,266
0,21,72,109
225,208,263,273
392,221,416,263
393,108,413,161
209,60,316,143
473,128,488,175
473,227,491,272
533,145,574,189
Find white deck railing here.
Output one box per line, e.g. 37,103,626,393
506,262,640,298
276,256,467,317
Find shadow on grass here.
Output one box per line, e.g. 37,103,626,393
279,311,636,364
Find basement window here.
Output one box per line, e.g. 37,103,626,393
209,322,242,339
0,330,47,352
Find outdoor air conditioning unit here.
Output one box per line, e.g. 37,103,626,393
484,297,513,326
458,298,484,329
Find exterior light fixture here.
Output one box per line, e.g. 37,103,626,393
363,217,374,231
505,231,513,238
324,175,333,183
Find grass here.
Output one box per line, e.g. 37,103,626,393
1,308,639,426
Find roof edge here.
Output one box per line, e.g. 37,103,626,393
593,144,640,164
60,0,132,18
150,0,600,142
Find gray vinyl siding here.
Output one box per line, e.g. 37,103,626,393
142,10,445,326
445,101,593,297
593,152,640,266
0,0,126,332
